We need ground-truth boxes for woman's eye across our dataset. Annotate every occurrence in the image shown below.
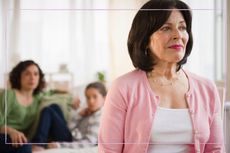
[23,72,30,76]
[179,26,187,31]
[161,26,170,31]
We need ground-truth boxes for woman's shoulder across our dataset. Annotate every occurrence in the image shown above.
[107,69,147,102]
[0,89,16,106]
[113,69,145,86]
[0,89,15,97]
[185,70,216,90]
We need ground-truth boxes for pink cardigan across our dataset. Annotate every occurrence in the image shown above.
[98,69,225,153]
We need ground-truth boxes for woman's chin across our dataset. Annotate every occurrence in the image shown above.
[173,55,184,63]
[23,86,37,91]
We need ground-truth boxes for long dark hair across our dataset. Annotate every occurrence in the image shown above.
[9,60,46,95]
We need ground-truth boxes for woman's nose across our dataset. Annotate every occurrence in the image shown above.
[30,74,36,80]
[88,99,94,105]
[172,29,182,39]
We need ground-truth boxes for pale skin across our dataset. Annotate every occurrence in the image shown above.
[47,87,105,149]
[0,64,39,147]
[147,9,189,109]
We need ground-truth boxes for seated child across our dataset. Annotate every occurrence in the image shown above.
[32,82,106,151]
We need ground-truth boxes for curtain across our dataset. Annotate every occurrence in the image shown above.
[0,0,9,88]
[6,0,110,86]
[1,0,225,88]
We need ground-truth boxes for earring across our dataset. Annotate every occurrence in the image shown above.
[145,49,148,56]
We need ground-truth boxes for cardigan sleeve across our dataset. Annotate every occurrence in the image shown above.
[98,79,127,153]
[204,83,226,153]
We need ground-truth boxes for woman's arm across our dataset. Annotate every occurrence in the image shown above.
[204,85,226,153]
[0,126,28,147]
[0,90,27,147]
[98,81,127,153]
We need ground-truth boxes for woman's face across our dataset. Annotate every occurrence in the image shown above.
[148,9,189,64]
[20,64,40,91]
[85,87,104,112]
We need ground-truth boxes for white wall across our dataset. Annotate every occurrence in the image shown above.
[226,0,230,101]
[107,0,137,81]
[0,0,7,88]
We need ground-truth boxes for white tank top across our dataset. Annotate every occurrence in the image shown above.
[147,106,193,153]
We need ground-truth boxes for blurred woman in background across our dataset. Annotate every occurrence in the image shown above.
[0,60,45,153]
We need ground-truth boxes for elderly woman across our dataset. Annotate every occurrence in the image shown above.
[98,0,225,153]
[0,60,45,153]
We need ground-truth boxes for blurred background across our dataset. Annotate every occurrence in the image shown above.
[0,0,229,149]
[0,0,230,152]
[0,0,227,87]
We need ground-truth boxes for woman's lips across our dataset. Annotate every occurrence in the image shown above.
[169,45,183,51]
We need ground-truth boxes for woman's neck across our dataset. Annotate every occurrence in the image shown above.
[150,64,179,80]
[17,89,33,97]
[15,89,34,106]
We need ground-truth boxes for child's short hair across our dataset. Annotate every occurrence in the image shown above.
[85,82,107,97]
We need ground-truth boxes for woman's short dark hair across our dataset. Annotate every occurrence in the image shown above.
[9,60,46,95]
[128,0,193,72]
[85,82,107,97]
